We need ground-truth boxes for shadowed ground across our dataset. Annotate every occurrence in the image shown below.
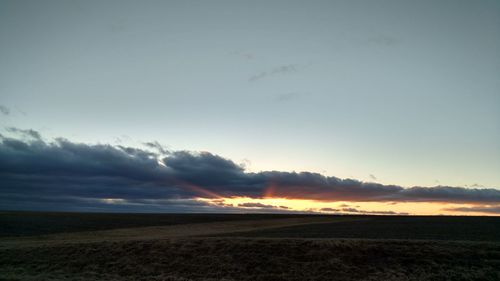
[0,212,314,237]
[1,213,499,280]
[0,216,350,249]
[1,238,499,281]
[217,216,500,242]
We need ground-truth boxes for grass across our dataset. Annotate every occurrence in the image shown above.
[217,216,500,242]
[1,238,499,281]
[0,211,312,237]
[1,212,499,280]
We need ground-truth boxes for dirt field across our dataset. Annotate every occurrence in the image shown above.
[0,212,314,237]
[1,212,499,281]
[1,238,499,281]
[0,215,349,248]
[218,216,500,242]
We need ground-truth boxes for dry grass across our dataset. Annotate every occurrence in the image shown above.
[0,212,317,237]
[0,216,353,249]
[1,238,499,281]
[219,216,500,242]
[1,214,499,280]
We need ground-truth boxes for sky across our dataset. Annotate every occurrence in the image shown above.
[1,0,499,215]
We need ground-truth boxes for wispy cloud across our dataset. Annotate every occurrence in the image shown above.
[6,127,41,140]
[231,51,255,60]
[443,205,500,215]
[320,207,407,215]
[275,92,301,102]
[249,64,299,82]
[143,141,169,155]
[339,207,407,215]
[238,202,289,210]
[0,105,10,115]
[320,207,340,212]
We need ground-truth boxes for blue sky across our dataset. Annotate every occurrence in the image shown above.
[1,0,499,193]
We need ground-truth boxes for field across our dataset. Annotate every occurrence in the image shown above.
[219,216,500,241]
[0,212,312,237]
[1,212,499,281]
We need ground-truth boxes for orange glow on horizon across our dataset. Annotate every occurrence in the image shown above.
[196,196,500,216]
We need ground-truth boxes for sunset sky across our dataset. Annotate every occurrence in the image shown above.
[1,0,499,215]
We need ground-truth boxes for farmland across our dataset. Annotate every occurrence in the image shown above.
[218,215,500,242]
[0,212,499,281]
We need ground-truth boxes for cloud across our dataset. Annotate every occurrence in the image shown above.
[275,92,301,102]
[231,51,255,60]
[319,207,407,215]
[264,175,500,204]
[249,64,299,82]
[320,207,340,212]
[6,127,41,140]
[1,128,499,212]
[443,205,500,215]
[143,141,169,155]
[339,207,407,215]
[238,202,289,210]
[369,174,377,181]
[0,105,10,115]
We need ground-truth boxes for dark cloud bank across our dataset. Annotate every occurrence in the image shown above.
[1,129,499,213]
